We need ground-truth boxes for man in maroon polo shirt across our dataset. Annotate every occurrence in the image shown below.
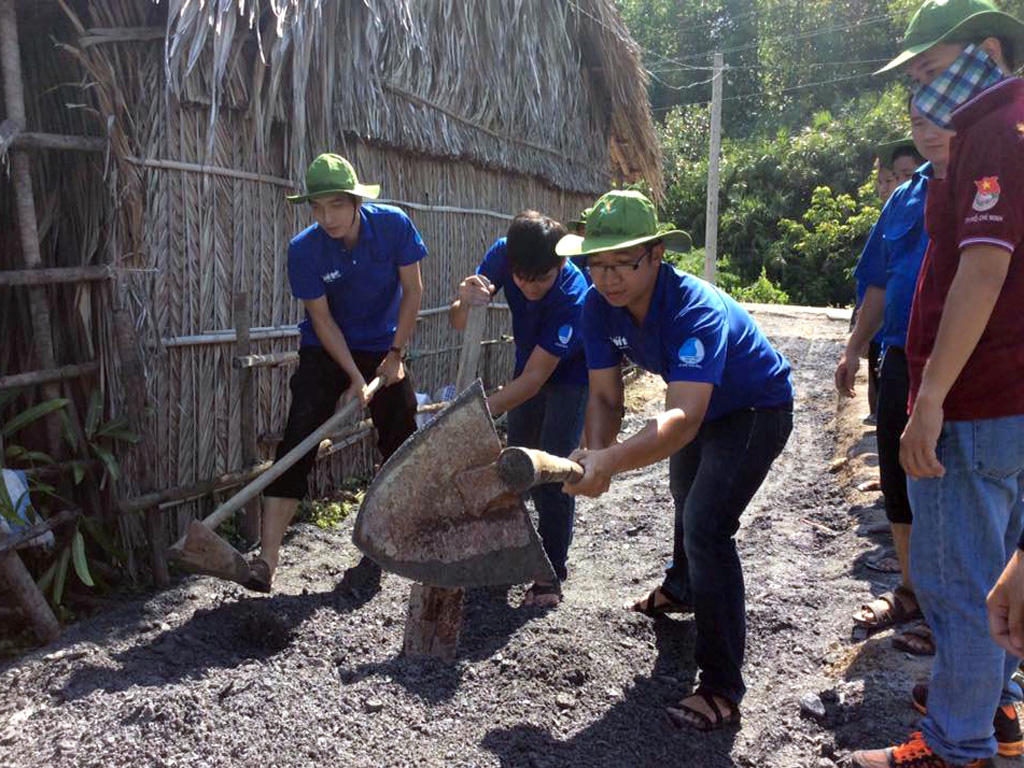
[851,1,1024,767]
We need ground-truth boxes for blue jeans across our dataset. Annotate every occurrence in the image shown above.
[662,406,793,704]
[909,415,1024,763]
[506,381,588,582]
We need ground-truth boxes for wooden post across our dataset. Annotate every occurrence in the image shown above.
[402,306,487,660]
[234,293,261,545]
[0,432,60,644]
[0,0,63,454]
[113,309,168,586]
[0,550,60,644]
[704,53,724,285]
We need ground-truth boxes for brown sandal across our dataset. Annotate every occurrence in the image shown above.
[852,585,921,630]
[893,621,935,656]
[631,586,691,617]
[666,688,741,732]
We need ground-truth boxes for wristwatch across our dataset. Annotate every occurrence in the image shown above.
[389,345,403,358]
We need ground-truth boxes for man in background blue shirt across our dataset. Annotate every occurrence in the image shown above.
[450,211,589,607]
[836,101,952,659]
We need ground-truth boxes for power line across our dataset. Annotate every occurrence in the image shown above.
[672,12,900,62]
[651,70,878,112]
[650,57,893,74]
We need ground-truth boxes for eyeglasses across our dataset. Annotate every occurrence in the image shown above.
[586,247,652,279]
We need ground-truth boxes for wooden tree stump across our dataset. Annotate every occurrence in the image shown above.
[402,583,464,659]
[401,304,487,659]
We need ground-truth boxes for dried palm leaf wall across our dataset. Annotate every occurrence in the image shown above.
[2,0,659,575]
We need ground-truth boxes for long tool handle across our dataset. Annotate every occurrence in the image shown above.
[497,446,584,493]
[171,376,386,548]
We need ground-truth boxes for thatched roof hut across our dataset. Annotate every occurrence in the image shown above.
[1,0,660,578]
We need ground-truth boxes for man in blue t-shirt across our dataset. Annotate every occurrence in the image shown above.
[450,211,589,607]
[558,190,794,733]
[249,154,427,593]
[836,100,951,659]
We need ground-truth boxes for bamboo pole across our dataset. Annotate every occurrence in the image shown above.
[0,362,100,390]
[11,132,106,152]
[234,293,261,545]
[119,461,275,515]
[0,0,63,454]
[160,305,511,348]
[0,509,78,554]
[0,265,111,286]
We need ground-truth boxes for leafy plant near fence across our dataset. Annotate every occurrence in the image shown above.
[1,390,137,610]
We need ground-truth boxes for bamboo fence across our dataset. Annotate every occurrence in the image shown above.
[0,0,660,580]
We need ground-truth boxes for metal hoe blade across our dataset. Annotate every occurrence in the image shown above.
[352,381,555,588]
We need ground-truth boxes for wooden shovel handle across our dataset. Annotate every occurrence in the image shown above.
[497,447,584,493]
[170,375,386,549]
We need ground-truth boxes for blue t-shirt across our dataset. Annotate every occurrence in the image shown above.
[287,203,428,351]
[853,163,931,350]
[477,238,589,386]
[854,223,885,347]
[582,263,794,422]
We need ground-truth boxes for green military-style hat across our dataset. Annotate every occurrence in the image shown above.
[286,153,381,203]
[555,190,692,258]
[876,137,918,168]
[877,0,1024,73]
[568,206,593,230]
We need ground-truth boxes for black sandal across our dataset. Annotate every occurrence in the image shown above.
[666,687,741,732]
[631,585,691,617]
[242,556,273,594]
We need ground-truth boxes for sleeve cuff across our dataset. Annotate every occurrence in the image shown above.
[960,237,1016,253]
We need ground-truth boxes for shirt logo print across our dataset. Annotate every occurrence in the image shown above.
[610,335,629,349]
[557,325,573,346]
[972,176,1001,212]
[322,270,343,283]
[678,338,705,366]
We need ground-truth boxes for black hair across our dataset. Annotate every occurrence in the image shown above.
[892,145,924,166]
[506,210,567,280]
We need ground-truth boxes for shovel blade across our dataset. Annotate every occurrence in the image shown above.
[353,381,556,588]
[169,520,252,585]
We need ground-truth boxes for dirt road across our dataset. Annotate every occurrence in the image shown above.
[1,308,1016,768]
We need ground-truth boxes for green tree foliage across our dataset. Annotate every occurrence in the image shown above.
[657,85,906,305]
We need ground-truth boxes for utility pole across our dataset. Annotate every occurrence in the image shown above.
[704,53,724,285]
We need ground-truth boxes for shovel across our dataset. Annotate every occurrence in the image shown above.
[167,376,386,584]
[352,380,583,588]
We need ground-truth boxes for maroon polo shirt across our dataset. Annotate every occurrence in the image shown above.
[906,77,1024,420]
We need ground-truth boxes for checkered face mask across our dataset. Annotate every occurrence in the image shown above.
[912,43,1004,129]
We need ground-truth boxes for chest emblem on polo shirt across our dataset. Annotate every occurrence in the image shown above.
[678,338,705,366]
[610,335,629,349]
[322,270,343,283]
[972,176,1001,212]
[557,325,573,346]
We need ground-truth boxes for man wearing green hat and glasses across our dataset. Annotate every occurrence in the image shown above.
[558,190,794,732]
[851,1,1024,766]
[247,154,426,593]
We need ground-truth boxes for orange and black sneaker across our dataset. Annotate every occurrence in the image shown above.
[849,731,993,767]
[911,684,1024,757]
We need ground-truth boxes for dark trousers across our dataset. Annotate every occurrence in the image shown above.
[506,381,588,582]
[867,340,881,416]
[661,406,793,704]
[263,347,417,500]
[877,347,912,524]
